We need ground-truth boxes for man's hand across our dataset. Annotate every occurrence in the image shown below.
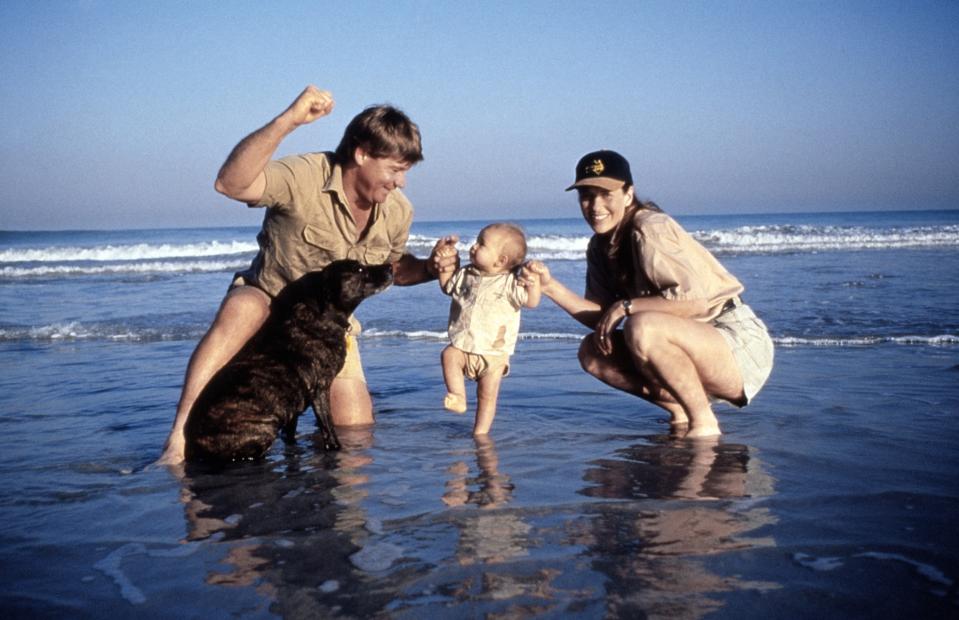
[281,85,335,127]
[428,235,460,278]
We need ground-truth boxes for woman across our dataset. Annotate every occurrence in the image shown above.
[525,150,773,437]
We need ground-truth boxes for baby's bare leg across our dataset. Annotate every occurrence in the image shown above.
[473,368,505,435]
[441,345,468,413]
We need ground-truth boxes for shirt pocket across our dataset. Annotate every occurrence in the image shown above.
[302,224,344,264]
[362,233,393,265]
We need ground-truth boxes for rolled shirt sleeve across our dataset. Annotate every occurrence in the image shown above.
[632,211,744,320]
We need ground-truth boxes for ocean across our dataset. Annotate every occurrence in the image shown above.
[1,209,957,618]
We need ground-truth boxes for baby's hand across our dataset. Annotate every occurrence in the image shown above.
[436,244,458,259]
[522,260,551,286]
[429,235,460,276]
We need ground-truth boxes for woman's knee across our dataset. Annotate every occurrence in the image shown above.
[577,336,602,376]
[623,312,666,359]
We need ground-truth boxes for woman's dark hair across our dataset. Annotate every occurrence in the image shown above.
[607,186,663,292]
[334,104,423,165]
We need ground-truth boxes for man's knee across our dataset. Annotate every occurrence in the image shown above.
[217,287,271,329]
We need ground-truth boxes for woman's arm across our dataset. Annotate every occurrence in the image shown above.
[593,294,707,355]
[523,261,603,328]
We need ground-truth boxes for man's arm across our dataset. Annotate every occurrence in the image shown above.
[214,85,335,204]
[392,235,460,286]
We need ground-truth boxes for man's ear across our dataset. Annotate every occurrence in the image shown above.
[353,146,368,167]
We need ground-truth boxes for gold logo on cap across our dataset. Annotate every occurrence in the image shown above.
[586,159,605,176]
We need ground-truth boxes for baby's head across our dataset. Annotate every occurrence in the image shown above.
[471,223,527,274]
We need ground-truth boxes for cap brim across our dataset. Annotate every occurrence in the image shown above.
[565,177,626,192]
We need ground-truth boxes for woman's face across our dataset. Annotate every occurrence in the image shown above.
[576,185,634,235]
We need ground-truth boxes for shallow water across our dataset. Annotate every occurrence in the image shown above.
[1,338,957,618]
[1,211,958,617]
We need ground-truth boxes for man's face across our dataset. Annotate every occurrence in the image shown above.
[354,153,412,207]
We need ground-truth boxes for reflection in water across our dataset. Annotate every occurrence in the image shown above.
[180,427,392,618]
[177,430,778,618]
[443,436,530,566]
[577,435,779,618]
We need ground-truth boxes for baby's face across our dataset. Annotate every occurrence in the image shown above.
[470,229,508,273]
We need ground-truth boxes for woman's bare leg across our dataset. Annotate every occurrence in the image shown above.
[577,335,689,426]
[624,311,745,437]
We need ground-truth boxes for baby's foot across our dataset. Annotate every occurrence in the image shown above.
[444,392,467,413]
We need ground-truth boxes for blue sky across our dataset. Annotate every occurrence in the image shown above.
[1,1,957,230]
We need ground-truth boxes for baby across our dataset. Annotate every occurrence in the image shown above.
[438,223,541,435]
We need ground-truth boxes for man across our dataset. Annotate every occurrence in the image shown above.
[159,85,458,464]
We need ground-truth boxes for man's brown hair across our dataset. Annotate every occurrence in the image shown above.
[335,105,423,165]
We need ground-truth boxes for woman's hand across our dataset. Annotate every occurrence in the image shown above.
[594,303,627,356]
[521,260,552,289]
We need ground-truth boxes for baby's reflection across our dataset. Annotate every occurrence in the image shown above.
[443,435,515,509]
[443,436,530,567]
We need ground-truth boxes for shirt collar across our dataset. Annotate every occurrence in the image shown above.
[322,156,347,203]
[322,156,383,220]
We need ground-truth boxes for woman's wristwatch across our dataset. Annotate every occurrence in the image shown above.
[622,299,632,316]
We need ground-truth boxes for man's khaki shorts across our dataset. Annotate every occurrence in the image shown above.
[337,315,366,382]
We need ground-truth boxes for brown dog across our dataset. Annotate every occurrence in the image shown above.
[185,260,393,462]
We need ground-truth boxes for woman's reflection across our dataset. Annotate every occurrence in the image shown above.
[577,435,778,617]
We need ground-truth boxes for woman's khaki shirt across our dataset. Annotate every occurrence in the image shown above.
[585,210,743,322]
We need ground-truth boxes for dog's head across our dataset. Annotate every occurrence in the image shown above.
[316,259,394,314]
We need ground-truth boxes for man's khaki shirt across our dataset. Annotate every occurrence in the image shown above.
[236,152,413,297]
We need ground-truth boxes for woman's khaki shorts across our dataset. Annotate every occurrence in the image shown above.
[713,303,774,405]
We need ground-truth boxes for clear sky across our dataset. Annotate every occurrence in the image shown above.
[1,1,957,230]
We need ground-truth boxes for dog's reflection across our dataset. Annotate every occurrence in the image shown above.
[179,427,391,617]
